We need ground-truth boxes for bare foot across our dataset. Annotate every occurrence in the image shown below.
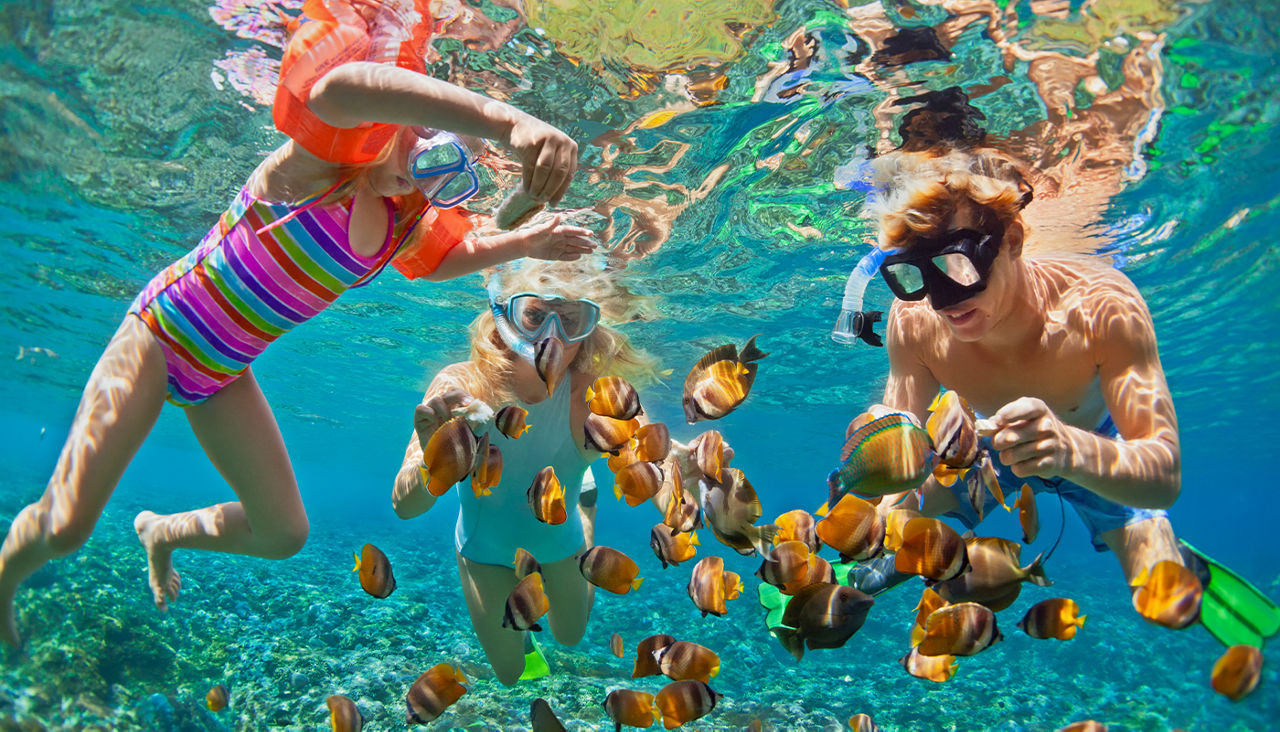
[134,511,181,611]
[0,583,20,649]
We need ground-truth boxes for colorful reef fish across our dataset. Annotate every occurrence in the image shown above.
[828,411,935,506]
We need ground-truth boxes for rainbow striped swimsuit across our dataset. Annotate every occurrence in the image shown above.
[128,186,396,406]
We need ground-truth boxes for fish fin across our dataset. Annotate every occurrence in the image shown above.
[1026,553,1053,587]
[753,525,780,560]
[585,386,595,402]
[1130,565,1151,588]
[815,501,829,517]
[529,623,542,632]
[613,484,623,501]
[632,577,644,591]
[690,532,700,546]
[1077,614,1087,628]
[739,334,769,362]
[928,391,943,412]
[352,552,361,572]
[772,627,805,662]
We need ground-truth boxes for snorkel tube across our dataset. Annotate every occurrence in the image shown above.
[831,247,887,346]
[487,274,538,364]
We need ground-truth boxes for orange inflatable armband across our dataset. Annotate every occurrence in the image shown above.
[393,206,475,279]
[274,0,434,163]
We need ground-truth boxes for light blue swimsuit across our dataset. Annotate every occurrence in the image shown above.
[943,413,1168,551]
[455,378,595,566]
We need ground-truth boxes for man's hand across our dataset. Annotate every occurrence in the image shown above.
[414,387,474,452]
[990,397,1075,479]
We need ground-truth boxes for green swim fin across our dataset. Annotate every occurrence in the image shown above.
[519,633,551,681]
[1180,540,1280,648]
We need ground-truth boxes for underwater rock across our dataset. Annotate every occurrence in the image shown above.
[137,692,175,729]
[290,671,310,690]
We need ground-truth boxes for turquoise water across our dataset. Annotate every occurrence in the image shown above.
[2,0,1279,729]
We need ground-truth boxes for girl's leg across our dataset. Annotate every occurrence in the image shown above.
[133,366,309,610]
[0,317,169,646]
[541,546,594,647]
[455,552,525,685]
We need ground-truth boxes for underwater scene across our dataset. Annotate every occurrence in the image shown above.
[2,0,1279,729]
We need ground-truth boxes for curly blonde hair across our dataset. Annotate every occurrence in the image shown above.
[461,258,661,404]
[864,147,1035,251]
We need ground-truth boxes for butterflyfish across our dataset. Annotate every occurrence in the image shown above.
[682,336,768,423]
[615,461,664,506]
[587,376,643,420]
[933,535,1050,611]
[609,632,626,658]
[917,602,1003,657]
[911,587,949,646]
[655,680,722,729]
[650,525,698,568]
[632,422,671,463]
[700,470,778,558]
[494,405,531,439]
[884,507,923,553]
[514,548,542,580]
[326,694,363,732]
[828,412,935,505]
[469,433,502,497]
[531,697,567,732]
[423,417,478,496]
[654,640,720,684]
[632,634,676,677]
[608,442,640,474]
[1055,722,1107,732]
[662,482,702,536]
[603,689,661,730]
[528,466,567,525]
[578,545,643,594]
[775,509,821,553]
[972,452,1007,510]
[1015,484,1039,543]
[848,713,883,732]
[352,543,397,599]
[205,684,229,712]
[502,571,550,632]
[899,646,957,683]
[773,582,875,662]
[405,663,467,725]
[693,430,726,481]
[894,518,970,582]
[1017,598,1085,640]
[687,556,741,617]
[755,540,818,594]
[1210,644,1263,701]
[534,336,568,397]
[815,494,885,563]
[1130,560,1203,630]
[585,413,640,455]
[926,390,979,469]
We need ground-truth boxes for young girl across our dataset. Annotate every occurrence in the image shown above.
[0,0,596,647]
[391,258,658,685]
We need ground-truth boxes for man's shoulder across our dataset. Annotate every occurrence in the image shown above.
[1032,255,1147,307]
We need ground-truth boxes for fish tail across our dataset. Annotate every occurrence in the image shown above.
[739,334,769,362]
[772,627,804,662]
[1026,553,1053,587]
[351,552,360,572]
[815,501,830,517]
[753,524,780,560]
[585,386,595,402]
[632,577,644,591]
[613,484,623,501]
[1077,614,1087,628]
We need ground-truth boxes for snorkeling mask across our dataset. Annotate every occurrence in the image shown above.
[406,128,480,208]
[878,227,1000,311]
[487,276,601,363]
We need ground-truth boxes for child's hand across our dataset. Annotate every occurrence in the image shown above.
[523,214,597,261]
[414,387,475,451]
[507,116,578,204]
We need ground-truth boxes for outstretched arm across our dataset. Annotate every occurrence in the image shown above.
[392,364,477,519]
[990,286,1180,508]
[309,63,577,203]
[422,215,598,281]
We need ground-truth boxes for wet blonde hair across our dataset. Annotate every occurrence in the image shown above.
[864,147,1035,251]
[463,258,661,405]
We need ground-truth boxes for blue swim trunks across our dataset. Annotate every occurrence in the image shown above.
[942,415,1168,552]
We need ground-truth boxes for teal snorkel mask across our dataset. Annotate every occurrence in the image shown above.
[487,274,602,363]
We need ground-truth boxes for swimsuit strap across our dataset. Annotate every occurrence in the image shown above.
[254,177,349,236]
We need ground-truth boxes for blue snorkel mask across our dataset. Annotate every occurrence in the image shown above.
[406,128,480,208]
[487,274,602,363]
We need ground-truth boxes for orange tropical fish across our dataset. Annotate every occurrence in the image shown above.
[687,556,741,617]
[614,461,664,506]
[884,507,923,553]
[527,467,567,525]
[650,525,698,568]
[662,480,701,536]
[405,663,467,725]
[534,336,568,397]
[933,535,1050,611]
[848,713,882,732]
[578,546,643,594]
[633,422,671,462]
[828,412,935,504]
[1210,644,1263,701]
[603,689,661,730]
[205,684,229,711]
[894,518,970,582]
[352,544,396,599]
[1015,484,1039,543]
[469,433,502,497]
[1018,598,1086,640]
[584,413,640,455]
[609,632,626,658]
[494,405,531,439]
[918,602,1003,657]
[700,469,778,557]
[608,442,640,474]
[815,494,885,562]
[926,390,979,469]
[423,417,478,496]
[655,680,722,729]
[911,587,949,646]
[774,509,821,553]
[632,634,676,677]
[513,548,541,580]
[1130,560,1203,630]
[682,336,768,423]
[587,376,642,420]
[503,571,550,632]
[654,640,720,683]
[326,694,363,732]
[1055,722,1108,732]
[899,646,957,682]
[755,540,817,594]
[693,430,726,481]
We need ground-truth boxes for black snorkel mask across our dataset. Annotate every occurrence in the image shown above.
[878,226,1001,311]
